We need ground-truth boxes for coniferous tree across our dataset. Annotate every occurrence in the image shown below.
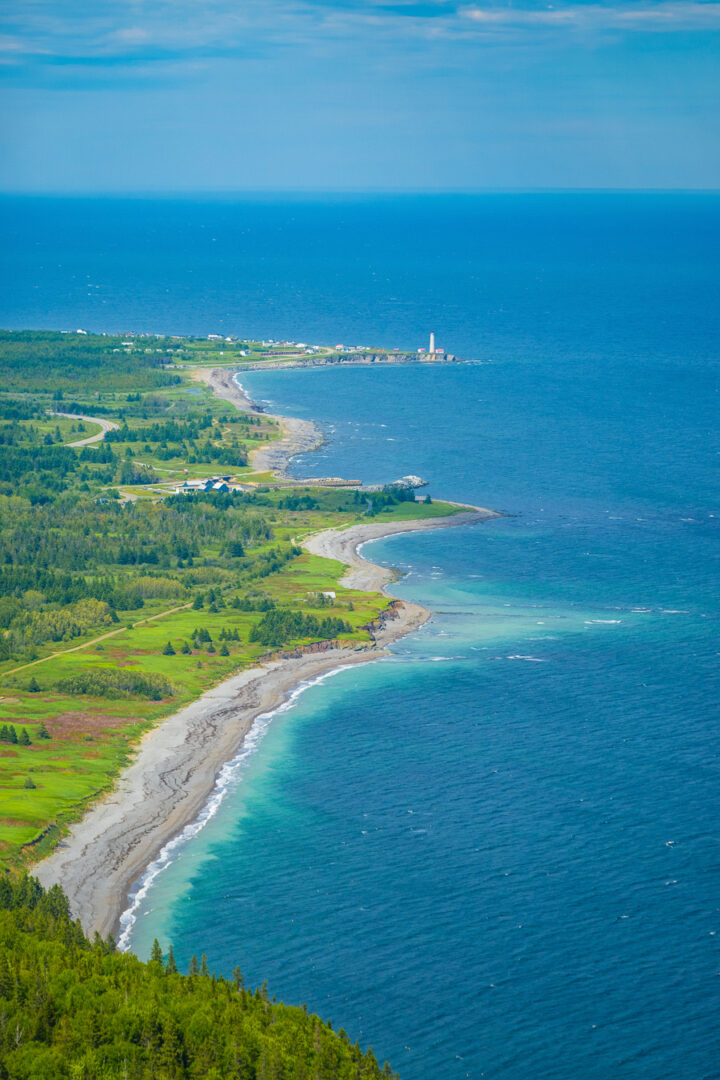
[166,945,178,975]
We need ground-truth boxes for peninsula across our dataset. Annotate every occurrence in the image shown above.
[0,327,498,1076]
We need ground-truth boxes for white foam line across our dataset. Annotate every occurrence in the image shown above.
[116,663,359,952]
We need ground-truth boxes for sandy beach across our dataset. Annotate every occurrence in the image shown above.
[33,514,488,940]
[35,366,498,941]
[195,366,325,478]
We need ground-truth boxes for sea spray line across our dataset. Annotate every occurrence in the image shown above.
[117,663,365,953]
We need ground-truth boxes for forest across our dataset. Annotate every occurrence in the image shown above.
[0,329,456,1077]
[0,330,456,867]
[0,875,396,1079]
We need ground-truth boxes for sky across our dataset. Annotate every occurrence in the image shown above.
[1,0,719,192]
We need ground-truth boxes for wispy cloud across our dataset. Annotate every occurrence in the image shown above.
[2,0,719,87]
[461,2,720,32]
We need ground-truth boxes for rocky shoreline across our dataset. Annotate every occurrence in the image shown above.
[36,363,498,942]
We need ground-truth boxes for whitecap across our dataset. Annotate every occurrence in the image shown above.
[116,663,360,951]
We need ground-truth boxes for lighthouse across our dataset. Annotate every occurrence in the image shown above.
[429,332,435,355]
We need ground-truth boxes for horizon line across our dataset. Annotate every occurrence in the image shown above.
[1,187,720,200]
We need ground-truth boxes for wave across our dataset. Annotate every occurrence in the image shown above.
[116,663,361,952]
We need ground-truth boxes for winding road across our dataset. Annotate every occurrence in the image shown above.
[52,411,119,447]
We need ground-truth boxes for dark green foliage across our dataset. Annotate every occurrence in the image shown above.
[232,594,275,613]
[37,722,51,740]
[162,641,176,656]
[18,728,31,747]
[249,609,352,648]
[0,330,181,394]
[23,776,36,789]
[0,875,395,1078]
[53,669,172,700]
[0,494,276,665]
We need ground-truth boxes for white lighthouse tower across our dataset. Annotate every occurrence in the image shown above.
[429,331,435,355]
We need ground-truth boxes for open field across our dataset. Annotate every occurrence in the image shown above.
[0,328,485,876]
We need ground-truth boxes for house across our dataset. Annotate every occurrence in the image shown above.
[180,479,214,492]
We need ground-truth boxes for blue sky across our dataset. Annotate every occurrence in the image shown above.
[1,0,719,191]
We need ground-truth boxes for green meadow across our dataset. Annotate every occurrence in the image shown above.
[0,329,458,869]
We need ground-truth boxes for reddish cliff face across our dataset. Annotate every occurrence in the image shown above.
[361,600,403,642]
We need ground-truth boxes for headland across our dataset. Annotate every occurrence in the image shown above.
[2,331,498,940]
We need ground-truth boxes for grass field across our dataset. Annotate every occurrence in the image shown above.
[0,498,457,867]
[0,332,462,870]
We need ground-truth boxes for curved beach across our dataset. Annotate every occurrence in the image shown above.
[35,367,499,940]
[195,366,325,478]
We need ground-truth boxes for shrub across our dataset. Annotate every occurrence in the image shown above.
[53,668,173,700]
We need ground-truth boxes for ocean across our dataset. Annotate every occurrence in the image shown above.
[2,194,719,1079]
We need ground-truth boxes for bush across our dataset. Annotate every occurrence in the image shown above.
[53,668,173,700]
[249,609,352,647]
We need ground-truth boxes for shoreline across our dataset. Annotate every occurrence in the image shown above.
[35,367,499,941]
[195,366,325,479]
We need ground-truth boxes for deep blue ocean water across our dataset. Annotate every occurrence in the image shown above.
[2,195,719,1079]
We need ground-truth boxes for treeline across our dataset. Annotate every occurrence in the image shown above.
[107,419,249,467]
[0,569,184,614]
[6,598,116,652]
[0,399,41,421]
[51,668,173,700]
[0,497,273,576]
[249,609,351,647]
[106,417,215,444]
[0,875,396,1079]
[0,493,282,662]
[0,331,182,394]
[0,445,79,487]
[0,422,64,448]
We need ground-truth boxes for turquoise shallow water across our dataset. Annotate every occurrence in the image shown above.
[3,194,719,1078]
[128,355,719,1080]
